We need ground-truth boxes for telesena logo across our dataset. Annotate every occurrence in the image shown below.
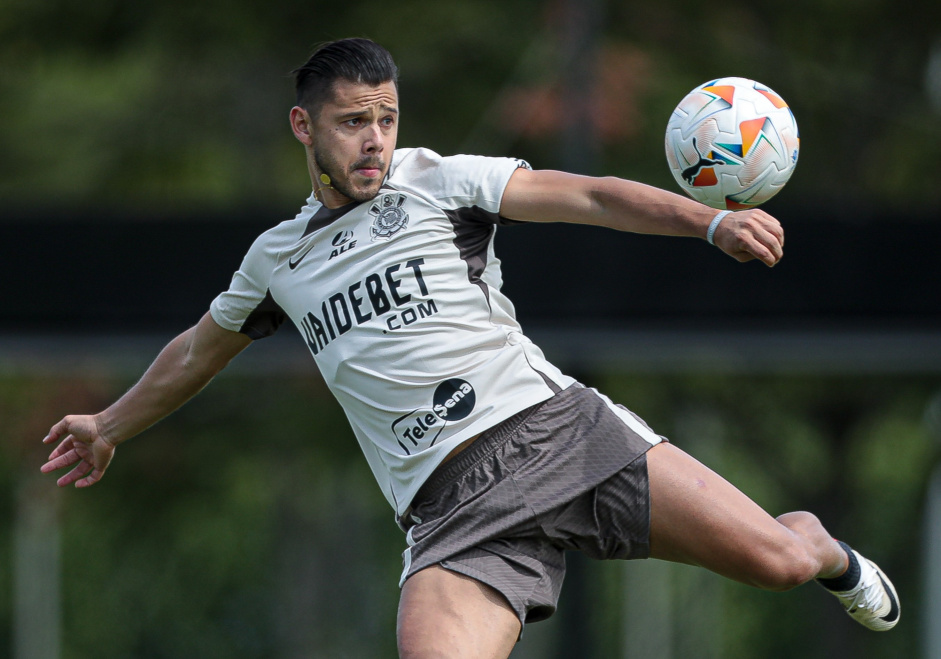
[391,379,476,454]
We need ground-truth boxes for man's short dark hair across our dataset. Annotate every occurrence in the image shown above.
[293,38,399,116]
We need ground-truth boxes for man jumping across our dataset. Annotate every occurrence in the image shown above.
[42,38,899,658]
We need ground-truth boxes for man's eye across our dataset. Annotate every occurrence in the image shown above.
[346,118,361,127]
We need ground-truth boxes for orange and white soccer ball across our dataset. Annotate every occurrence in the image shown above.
[665,77,799,210]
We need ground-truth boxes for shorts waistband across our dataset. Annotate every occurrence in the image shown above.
[413,400,544,504]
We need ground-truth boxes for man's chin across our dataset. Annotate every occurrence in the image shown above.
[346,182,384,203]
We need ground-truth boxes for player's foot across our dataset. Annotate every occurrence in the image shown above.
[819,543,899,631]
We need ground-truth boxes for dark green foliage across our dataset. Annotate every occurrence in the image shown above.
[1,0,939,210]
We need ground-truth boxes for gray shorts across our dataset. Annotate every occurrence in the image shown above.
[399,383,664,626]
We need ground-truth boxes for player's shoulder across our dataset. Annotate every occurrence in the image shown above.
[388,146,444,177]
[390,147,530,177]
[388,147,530,208]
[247,195,320,258]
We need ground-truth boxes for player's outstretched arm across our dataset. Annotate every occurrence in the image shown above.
[41,312,252,487]
[500,168,784,267]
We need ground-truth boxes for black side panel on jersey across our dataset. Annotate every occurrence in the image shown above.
[444,206,500,303]
[444,205,500,281]
[240,289,287,340]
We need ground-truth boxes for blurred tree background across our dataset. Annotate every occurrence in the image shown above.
[2,0,940,657]
[2,0,939,210]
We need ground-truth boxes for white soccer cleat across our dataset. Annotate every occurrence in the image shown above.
[827,550,900,631]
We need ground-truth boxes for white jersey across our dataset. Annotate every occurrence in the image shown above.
[210,147,575,515]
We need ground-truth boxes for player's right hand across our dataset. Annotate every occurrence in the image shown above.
[41,415,115,488]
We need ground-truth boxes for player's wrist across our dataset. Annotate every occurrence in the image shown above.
[706,210,732,245]
[93,412,122,447]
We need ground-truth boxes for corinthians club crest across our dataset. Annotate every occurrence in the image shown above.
[369,192,409,241]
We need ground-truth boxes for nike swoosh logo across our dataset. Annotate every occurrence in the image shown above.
[877,573,900,623]
[288,241,317,270]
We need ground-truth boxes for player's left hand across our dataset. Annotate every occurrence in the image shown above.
[712,209,784,267]
[40,414,116,488]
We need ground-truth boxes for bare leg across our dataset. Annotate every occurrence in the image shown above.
[646,442,848,590]
[398,566,521,659]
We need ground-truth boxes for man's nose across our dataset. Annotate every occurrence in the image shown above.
[363,123,383,152]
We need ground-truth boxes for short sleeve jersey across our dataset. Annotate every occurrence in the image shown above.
[210,147,575,515]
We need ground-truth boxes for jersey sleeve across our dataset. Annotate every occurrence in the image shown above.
[392,148,531,221]
[209,228,288,340]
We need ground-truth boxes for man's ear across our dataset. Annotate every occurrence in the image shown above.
[290,106,314,146]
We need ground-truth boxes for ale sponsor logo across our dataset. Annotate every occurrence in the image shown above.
[328,230,357,261]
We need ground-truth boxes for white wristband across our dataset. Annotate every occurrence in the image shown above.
[706,210,732,245]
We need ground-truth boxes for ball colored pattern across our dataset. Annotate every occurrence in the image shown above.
[665,77,799,210]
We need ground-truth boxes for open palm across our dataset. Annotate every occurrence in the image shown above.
[41,415,116,487]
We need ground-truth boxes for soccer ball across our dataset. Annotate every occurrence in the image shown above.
[664,77,799,210]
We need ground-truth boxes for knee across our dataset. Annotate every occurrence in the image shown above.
[757,511,836,591]
[397,606,451,659]
[396,567,520,659]
[397,620,450,659]
[397,635,447,659]
[397,612,519,659]
[754,540,821,591]
[750,513,830,591]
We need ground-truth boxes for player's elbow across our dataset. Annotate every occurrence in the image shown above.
[178,332,227,384]
[180,353,221,382]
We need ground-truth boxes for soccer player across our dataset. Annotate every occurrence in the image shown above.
[41,38,899,658]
